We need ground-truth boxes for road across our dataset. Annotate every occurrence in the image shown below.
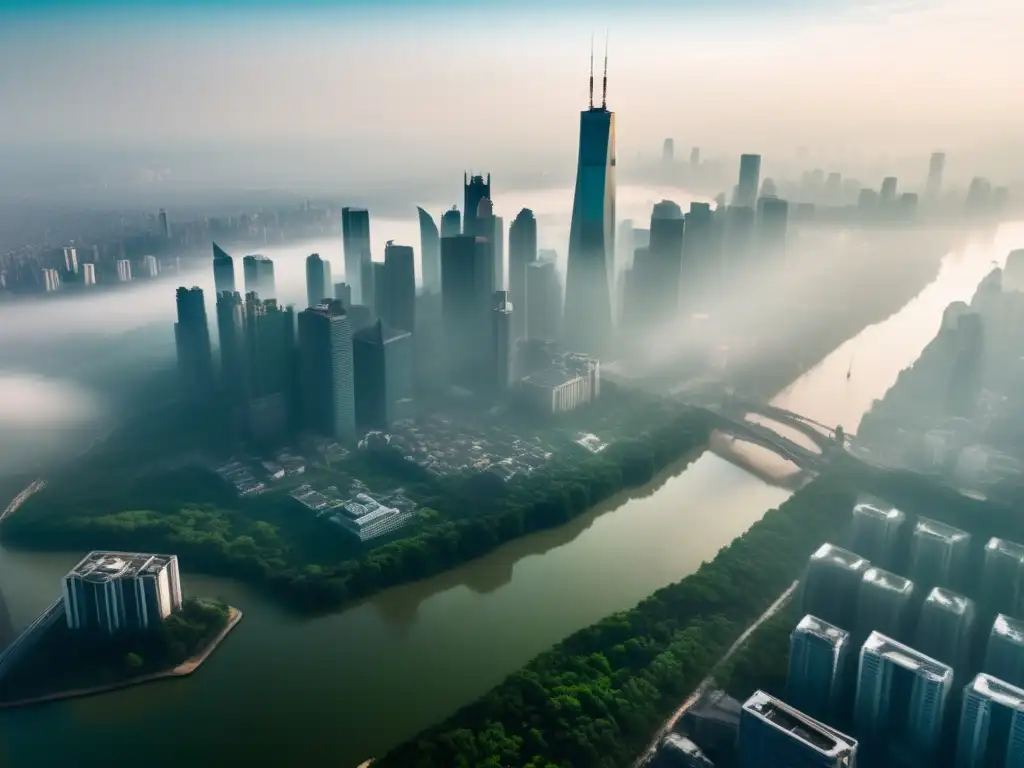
[632,580,799,768]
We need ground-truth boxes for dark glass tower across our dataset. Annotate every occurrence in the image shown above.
[297,300,356,442]
[509,208,538,339]
[563,51,615,355]
[756,197,789,261]
[440,206,461,238]
[305,253,333,308]
[212,242,235,295]
[648,200,685,321]
[463,173,491,238]
[441,234,491,387]
[215,290,248,399]
[383,241,416,334]
[353,320,414,430]
[342,207,371,304]
[417,207,441,295]
[525,259,561,341]
[735,154,762,209]
[174,286,215,397]
[242,254,276,299]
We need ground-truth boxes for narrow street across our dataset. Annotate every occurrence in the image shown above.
[632,580,799,767]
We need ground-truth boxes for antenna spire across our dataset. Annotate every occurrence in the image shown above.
[602,31,609,109]
[588,34,594,109]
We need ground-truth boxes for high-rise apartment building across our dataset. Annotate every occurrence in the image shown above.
[802,543,871,632]
[212,242,235,294]
[216,291,248,399]
[82,263,96,286]
[243,254,276,299]
[850,502,905,569]
[342,207,371,303]
[116,259,132,282]
[352,320,414,431]
[158,208,171,239]
[738,690,858,768]
[492,290,514,392]
[383,241,416,334]
[41,268,61,292]
[525,259,561,341]
[735,154,762,209]
[855,567,914,643]
[787,614,851,722]
[62,246,78,274]
[441,234,492,388]
[909,517,971,592]
[508,208,538,339]
[982,537,1024,618]
[985,615,1024,690]
[174,286,215,397]
[854,631,953,763]
[298,300,355,442]
[956,673,1024,768]
[305,253,333,308]
[647,200,685,321]
[62,551,183,634]
[417,207,441,295]
[563,52,615,356]
[333,282,353,310]
[142,254,159,278]
[915,587,976,673]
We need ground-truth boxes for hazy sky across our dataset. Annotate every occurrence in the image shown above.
[1,0,1021,187]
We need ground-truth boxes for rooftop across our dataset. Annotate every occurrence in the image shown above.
[967,673,1024,709]
[522,368,581,389]
[853,501,905,523]
[863,631,953,682]
[986,537,1024,563]
[925,587,974,615]
[794,614,849,648]
[67,551,176,583]
[992,614,1024,645]
[743,691,856,756]
[914,516,971,544]
[863,567,915,595]
[810,542,870,571]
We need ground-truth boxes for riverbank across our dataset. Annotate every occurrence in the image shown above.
[0,606,242,711]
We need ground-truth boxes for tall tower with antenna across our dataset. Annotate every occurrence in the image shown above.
[563,34,617,356]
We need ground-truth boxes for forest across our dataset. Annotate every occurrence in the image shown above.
[0,392,711,612]
[374,474,859,768]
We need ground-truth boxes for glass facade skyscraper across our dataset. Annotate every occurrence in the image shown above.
[956,673,1024,768]
[787,614,850,722]
[738,690,857,768]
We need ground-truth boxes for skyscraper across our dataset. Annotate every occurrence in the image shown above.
[475,198,504,291]
[305,253,333,308]
[915,587,976,673]
[62,246,78,274]
[334,282,353,310]
[244,294,295,400]
[142,254,159,278]
[855,567,914,642]
[342,207,371,303]
[212,242,235,294]
[662,138,674,165]
[850,502,905,570]
[82,263,96,286]
[802,543,871,632]
[463,173,491,238]
[352,320,414,430]
[984,615,1024,690]
[909,517,971,592]
[215,291,248,399]
[383,241,416,334]
[417,207,442,295]
[854,631,953,764]
[525,259,561,341]
[492,290,514,392]
[298,300,355,442]
[242,254,276,299]
[735,154,762,209]
[880,176,899,206]
[682,202,717,310]
[563,46,615,355]
[738,690,858,768]
[441,234,491,387]
[158,208,171,239]
[956,673,1024,768]
[982,537,1024,618]
[440,206,461,238]
[787,614,851,722]
[116,259,132,282]
[647,200,685,321]
[926,152,946,201]
[508,208,538,339]
[757,196,789,261]
[174,286,215,397]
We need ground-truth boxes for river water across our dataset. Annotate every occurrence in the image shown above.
[1,222,1021,767]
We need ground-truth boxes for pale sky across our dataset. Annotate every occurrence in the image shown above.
[0,0,1021,185]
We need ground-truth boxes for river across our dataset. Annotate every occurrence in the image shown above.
[0,222,1021,767]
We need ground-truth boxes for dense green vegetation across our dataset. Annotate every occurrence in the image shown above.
[375,474,858,768]
[713,602,798,703]
[0,597,231,702]
[1,387,711,612]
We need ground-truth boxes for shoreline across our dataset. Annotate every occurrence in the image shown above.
[0,606,242,711]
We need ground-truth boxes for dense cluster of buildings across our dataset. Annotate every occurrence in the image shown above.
[735,500,1024,767]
